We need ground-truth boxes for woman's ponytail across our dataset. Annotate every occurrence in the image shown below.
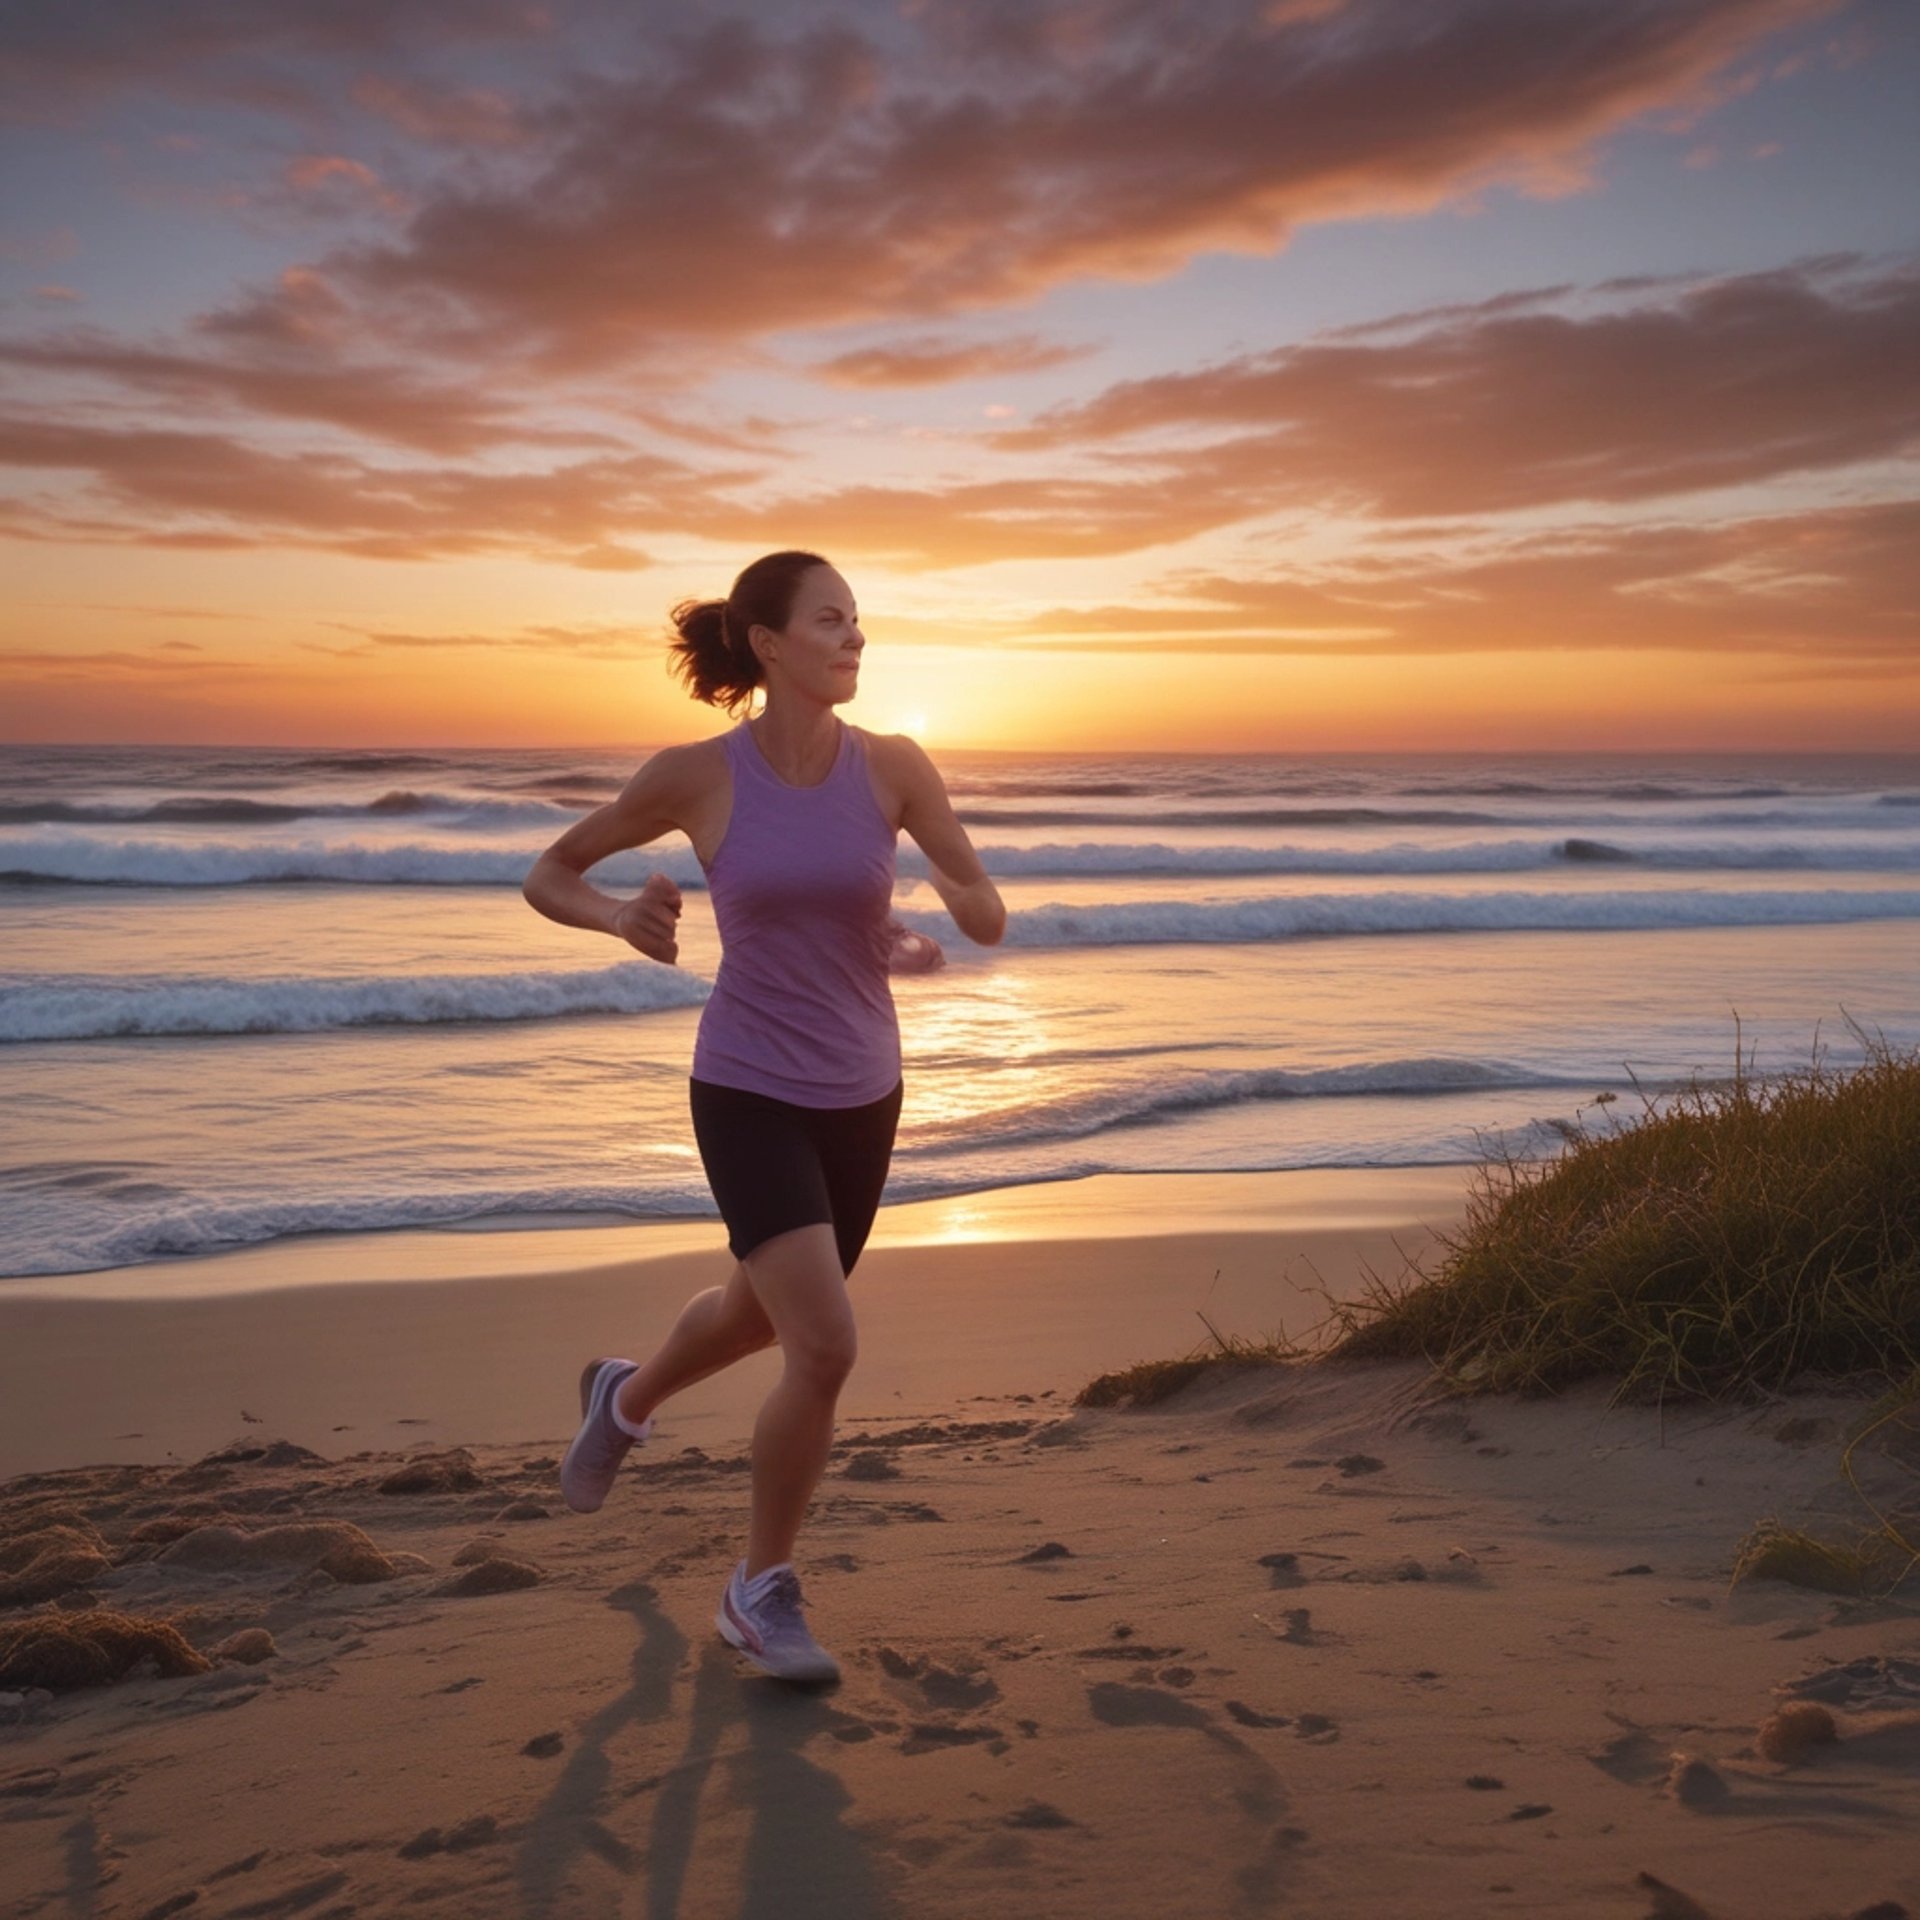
[667,597,757,714]
[666,549,829,715]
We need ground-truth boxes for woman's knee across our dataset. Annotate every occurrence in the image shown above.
[783,1326,857,1390]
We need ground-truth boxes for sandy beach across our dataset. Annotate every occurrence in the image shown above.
[3,1166,1917,1919]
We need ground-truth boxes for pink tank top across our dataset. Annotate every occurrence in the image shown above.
[690,716,902,1107]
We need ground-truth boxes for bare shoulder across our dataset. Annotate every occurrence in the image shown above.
[858,727,948,832]
[620,735,728,805]
[859,727,937,784]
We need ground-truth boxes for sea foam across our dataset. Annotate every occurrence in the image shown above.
[0,963,710,1042]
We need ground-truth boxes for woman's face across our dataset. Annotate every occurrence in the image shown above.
[756,564,864,706]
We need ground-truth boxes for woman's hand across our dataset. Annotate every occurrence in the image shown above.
[886,917,946,975]
[611,873,683,964]
[522,742,708,943]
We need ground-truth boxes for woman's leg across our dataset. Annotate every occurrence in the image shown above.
[615,1259,777,1427]
[733,1221,857,1579]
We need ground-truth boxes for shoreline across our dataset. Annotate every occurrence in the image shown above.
[0,1166,1475,1482]
[0,1162,1480,1300]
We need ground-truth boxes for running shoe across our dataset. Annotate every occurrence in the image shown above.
[715,1561,841,1684]
[559,1357,650,1514]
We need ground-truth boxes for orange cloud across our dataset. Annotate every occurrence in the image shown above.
[286,155,380,193]
[350,73,525,147]
[0,417,714,565]
[810,333,1093,388]
[308,0,1843,367]
[0,3,549,123]
[333,621,659,658]
[0,644,272,680]
[0,330,599,456]
[282,155,407,217]
[7,253,1916,604]
[1004,497,1920,664]
[995,256,1920,515]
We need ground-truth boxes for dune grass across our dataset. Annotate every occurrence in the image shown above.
[1076,1015,1920,1596]
[1321,1014,1920,1405]
[1074,1313,1308,1409]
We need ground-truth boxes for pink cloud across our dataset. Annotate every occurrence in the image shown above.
[994,256,1920,517]
[0,327,607,457]
[0,415,730,566]
[0,3,551,123]
[350,72,526,146]
[293,0,1844,369]
[284,155,406,215]
[809,333,1093,389]
[1002,497,1920,664]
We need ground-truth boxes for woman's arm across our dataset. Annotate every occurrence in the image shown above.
[893,738,1006,946]
[522,746,692,964]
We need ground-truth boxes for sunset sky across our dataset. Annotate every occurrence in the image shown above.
[2,0,1916,751]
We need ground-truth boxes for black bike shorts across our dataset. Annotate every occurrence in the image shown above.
[688,1075,903,1277]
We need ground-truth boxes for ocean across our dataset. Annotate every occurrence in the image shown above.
[2,741,1916,1280]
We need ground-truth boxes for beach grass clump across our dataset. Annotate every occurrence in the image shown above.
[1729,1368,1920,1599]
[0,1605,211,1692]
[1075,1316,1305,1409]
[1323,1018,1920,1405]
[1727,1519,1899,1595]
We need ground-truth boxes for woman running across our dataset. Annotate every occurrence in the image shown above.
[522,550,1005,1685]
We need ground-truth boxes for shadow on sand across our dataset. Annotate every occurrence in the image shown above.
[514,1575,897,1920]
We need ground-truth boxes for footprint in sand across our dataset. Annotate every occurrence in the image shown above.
[1225,1701,1292,1730]
[1258,1551,1310,1588]
[1264,1607,1315,1645]
[1004,1801,1076,1829]
[1591,1724,1671,1786]
[1783,1655,1920,1710]
[1093,1681,1329,1747]
[1014,1540,1072,1564]
[876,1645,1000,1712]
[399,1814,499,1857]
[898,1721,1003,1756]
